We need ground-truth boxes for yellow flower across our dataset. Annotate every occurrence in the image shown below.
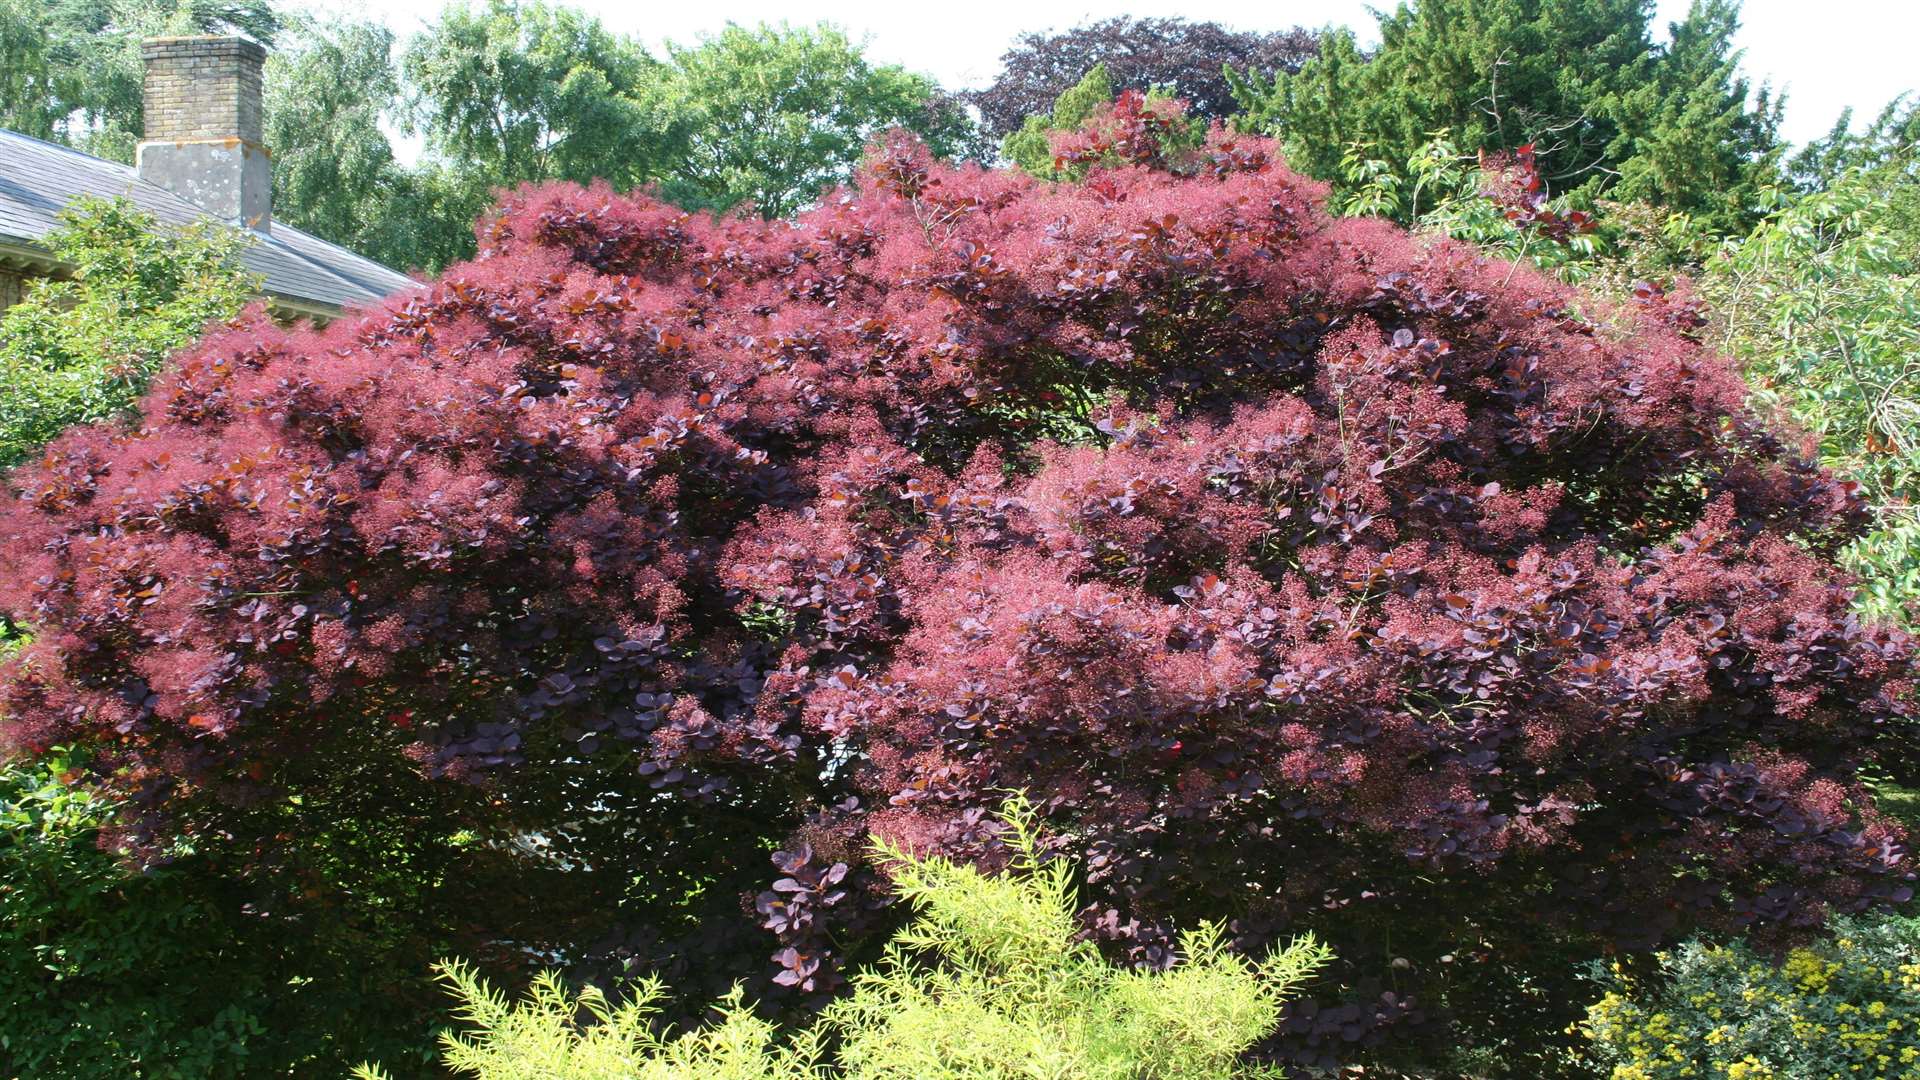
[1727,1058,1776,1080]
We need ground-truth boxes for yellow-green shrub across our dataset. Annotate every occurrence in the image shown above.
[355,796,1332,1079]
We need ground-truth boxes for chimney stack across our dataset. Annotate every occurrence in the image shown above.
[137,36,271,233]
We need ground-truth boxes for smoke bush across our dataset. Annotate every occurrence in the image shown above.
[1,104,1912,1068]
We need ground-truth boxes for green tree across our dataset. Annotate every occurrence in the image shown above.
[1000,62,1112,178]
[1786,94,1920,272]
[1231,0,1650,191]
[264,16,409,260]
[368,163,503,274]
[645,23,979,218]
[1792,95,1920,190]
[0,0,61,140]
[0,196,255,467]
[390,0,680,268]
[1229,0,1781,234]
[265,12,528,274]
[1224,27,1370,183]
[1606,0,1783,235]
[7,0,279,161]
[1700,174,1920,622]
[401,0,661,191]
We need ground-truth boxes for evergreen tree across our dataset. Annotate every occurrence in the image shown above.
[1224,28,1371,183]
[999,62,1112,178]
[1229,0,1780,233]
[1606,0,1782,234]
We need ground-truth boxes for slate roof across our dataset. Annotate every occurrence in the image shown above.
[0,128,416,314]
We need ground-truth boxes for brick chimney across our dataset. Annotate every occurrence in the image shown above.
[136,36,271,233]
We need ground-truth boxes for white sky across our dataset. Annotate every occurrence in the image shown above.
[310,0,1917,150]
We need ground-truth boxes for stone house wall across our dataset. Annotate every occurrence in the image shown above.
[0,269,25,312]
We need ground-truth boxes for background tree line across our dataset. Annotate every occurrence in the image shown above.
[0,0,1826,274]
[0,0,986,271]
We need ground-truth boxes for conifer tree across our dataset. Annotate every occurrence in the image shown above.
[1606,0,1783,234]
[1230,0,1781,233]
[999,63,1112,177]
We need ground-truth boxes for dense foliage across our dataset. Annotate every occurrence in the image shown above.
[0,752,446,1077]
[1582,913,1920,1078]
[1330,133,1605,272]
[2,100,1916,1072]
[1698,175,1920,623]
[639,23,981,219]
[0,196,254,468]
[354,798,1331,1080]
[971,16,1317,137]
[0,751,261,1079]
[1228,0,1782,236]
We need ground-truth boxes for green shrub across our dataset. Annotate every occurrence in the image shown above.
[356,797,1332,1080]
[825,800,1331,1079]
[0,753,270,1077]
[0,752,445,1077]
[0,195,255,468]
[1581,914,1920,1079]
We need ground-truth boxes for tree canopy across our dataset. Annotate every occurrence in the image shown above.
[1229,0,1781,235]
[401,0,661,191]
[972,16,1317,137]
[644,23,978,218]
[0,0,280,160]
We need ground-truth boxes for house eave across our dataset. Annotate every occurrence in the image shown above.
[0,237,57,273]
[260,291,347,322]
